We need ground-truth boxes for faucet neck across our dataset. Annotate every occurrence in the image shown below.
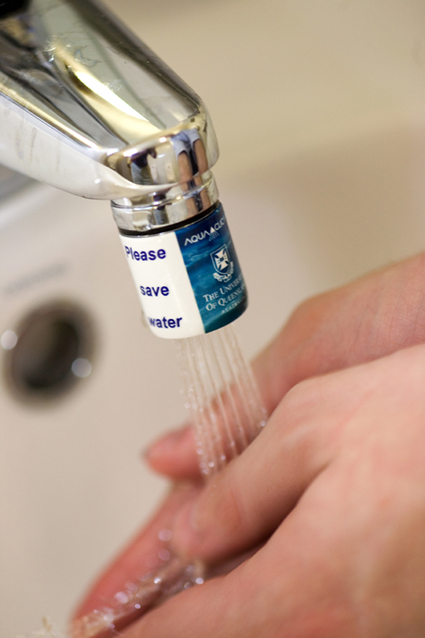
[111,172,219,233]
[0,0,219,201]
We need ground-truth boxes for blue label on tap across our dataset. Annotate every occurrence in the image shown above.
[175,203,247,333]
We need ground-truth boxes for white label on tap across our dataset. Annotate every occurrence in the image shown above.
[119,204,248,339]
[120,231,204,339]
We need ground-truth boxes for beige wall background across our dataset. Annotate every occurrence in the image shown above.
[2,1,425,635]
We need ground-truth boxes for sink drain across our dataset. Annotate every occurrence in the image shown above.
[2,302,95,402]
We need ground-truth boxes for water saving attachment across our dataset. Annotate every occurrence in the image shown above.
[0,0,247,337]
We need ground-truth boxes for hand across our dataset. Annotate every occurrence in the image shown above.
[73,253,425,631]
[122,345,425,637]
[147,253,425,479]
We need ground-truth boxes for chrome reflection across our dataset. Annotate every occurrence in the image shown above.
[0,0,219,214]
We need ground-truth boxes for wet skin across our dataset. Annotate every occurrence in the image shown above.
[74,253,425,637]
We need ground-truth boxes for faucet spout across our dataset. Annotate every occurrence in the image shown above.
[0,0,248,340]
[0,0,219,205]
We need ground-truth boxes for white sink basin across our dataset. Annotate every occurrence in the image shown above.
[2,1,425,635]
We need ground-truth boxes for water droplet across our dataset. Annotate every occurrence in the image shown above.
[158,548,171,561]
[158,528,172,542]
[1,329,18,350]
[71,357,92,378]
[114,591,129,605]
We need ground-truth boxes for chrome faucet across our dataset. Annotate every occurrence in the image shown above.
[0,0,249,340]
[0,0,219,229]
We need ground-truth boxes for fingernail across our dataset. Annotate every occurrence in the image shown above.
[144,427,189,460]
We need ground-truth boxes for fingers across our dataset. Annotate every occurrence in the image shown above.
[145,426,200,480]
[119,559,278,638]
[120,567,250,638]
[169,369,359,563]
[120,506,357,638]
[146,253,425,480]
[119,548,277,638]
[170,345,425,565]
[118,345,425,638]
[253,253,425,409]
[85,369,349,634]
[72,484,199,621]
